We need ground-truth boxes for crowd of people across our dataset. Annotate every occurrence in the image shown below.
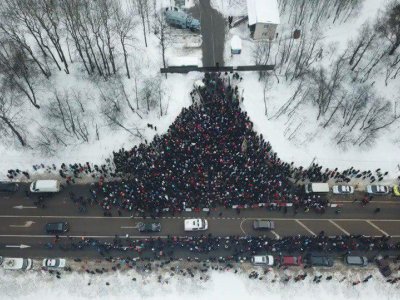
[108,73,299,212]
[3,72,393,214]
[50,233,399,260]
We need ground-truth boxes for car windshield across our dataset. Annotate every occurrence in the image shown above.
[22,259,29,269]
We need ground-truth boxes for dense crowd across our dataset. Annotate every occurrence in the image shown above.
[3,73,393,213]
[52,233,399,260]
[106,73,298,212]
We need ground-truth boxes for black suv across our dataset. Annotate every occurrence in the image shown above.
[137,222,161,233]
[45,222,69,234]
[0,182,18,193]
[308,254,334,267]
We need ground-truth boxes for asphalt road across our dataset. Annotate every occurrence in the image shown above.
[190,0,226,67]
[1,184,400,258]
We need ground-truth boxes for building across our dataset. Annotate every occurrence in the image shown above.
[247,0,280,40]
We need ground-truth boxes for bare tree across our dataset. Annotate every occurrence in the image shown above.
[114,1,137,78]
[0,40,41,108]
[0,86,27,147]
[153,12,172,78]
[134,0,149,47]
[376,1,400,56]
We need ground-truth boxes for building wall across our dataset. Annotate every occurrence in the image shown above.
[253,23,277,40]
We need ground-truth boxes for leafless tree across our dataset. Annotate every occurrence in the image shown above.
[134,0,149,47]
[376,1,400,56]
[153,12,172,78]
[0,87,27,147]
[114,1,137,79]
[0,40,41,108]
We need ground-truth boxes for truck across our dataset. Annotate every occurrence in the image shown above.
[304,183,329,194]
[164,7,200,32]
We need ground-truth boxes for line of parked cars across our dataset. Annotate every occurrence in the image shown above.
[0,256,66,270]
[251,253,392,277]
[252,254,370,267]
[305,182,400,196]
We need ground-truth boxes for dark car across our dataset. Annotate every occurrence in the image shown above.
[308,254,334,267]
[280,255,302,266]
[375,255,392,277]
[137,222,161,233]
[45,222,69,234]
[253,219,275,230]
[0,182,19,193]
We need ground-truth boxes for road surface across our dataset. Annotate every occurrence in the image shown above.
[0,184,400,258]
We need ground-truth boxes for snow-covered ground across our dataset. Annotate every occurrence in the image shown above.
[0,264,398,300]
[217,0,400,182]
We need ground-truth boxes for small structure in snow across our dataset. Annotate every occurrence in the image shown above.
[247,0,280,40]
[230,35,242,55]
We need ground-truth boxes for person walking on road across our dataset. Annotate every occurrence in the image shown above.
[374,207,381,214]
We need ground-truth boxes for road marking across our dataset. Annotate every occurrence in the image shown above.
[295,220,316,236]
[366,220,389,236]
[1,215,400,222]
[13,205,37,209]
[329,220,350,235]
[0,234,170,239]
[0,234,399,240]
[9,221,35,228]
[120,226,138,229]
[271,230,280,239]
[239,219,247,235]
[333,200,398,204]
[5,244,30,249]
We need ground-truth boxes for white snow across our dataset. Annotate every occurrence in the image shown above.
[0,266,399,300]
[247,0,280,26]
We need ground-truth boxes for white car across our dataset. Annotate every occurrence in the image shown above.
[184,219,208,231]
[42,258,66,268]
[1,257,33,270]
[251,255,274,266]
[366,185,390,195]
[332,185,354,194]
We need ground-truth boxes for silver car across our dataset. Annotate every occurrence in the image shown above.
[253,219,275,230]
[366,185,389,195]
[332,185,354,194]
[344,255,368,266]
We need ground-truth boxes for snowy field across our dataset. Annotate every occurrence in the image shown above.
[0,265,399,300]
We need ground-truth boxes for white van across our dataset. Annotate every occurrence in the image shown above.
[184,219,208,231]
[305,183,329,194]
[30,180,61,193]
[1,257,33,270]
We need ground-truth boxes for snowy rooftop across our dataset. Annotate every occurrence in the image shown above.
[247,0,280,26]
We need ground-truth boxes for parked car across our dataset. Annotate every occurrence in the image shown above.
[366,185,389,195]
[1,257,33,270]
[332,185,354,195]
[30,180,61,193]
[164,6,201,31]
[42,258,66,268]
[375,255,392,277]
[308,254,334,267]
[137,222,161,233]
[184,219,208,231]
[393,185,400,196]
[279,255,302,266]
[251,255,274,266]
[45,222,69,234]
[253,219,275,230]
[344,255,368,266]
[0,182,19,193]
